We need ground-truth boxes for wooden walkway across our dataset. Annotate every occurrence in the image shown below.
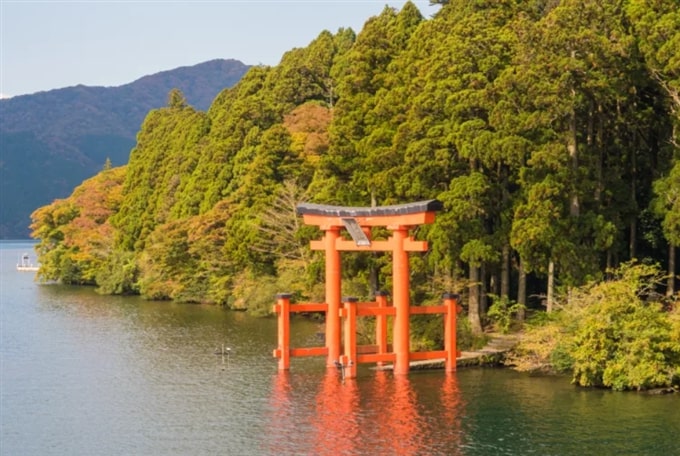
[377,333,520,371]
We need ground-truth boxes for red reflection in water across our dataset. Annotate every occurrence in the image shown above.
[440,373,465,455]
[312,371,361,455]
[267,371,297,453]
[268,370,465,455]
[386,373,427,454]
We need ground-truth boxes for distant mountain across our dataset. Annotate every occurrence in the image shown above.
[0,59,250,239]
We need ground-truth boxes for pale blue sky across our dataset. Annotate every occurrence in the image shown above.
[0,1,439,98]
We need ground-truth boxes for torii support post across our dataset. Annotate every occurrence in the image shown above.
[392,227,410,375]
[297,199,443,373]
[443,293,462,372]
[375,292,389,365]
[275,293,291,370]
[341,297,358,379]
[324,227,342,366]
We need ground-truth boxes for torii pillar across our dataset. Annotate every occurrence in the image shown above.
[296,199,443,375]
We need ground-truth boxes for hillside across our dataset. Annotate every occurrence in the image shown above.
[0,59,250,238]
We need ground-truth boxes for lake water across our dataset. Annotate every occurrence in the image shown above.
[1,241,678,455]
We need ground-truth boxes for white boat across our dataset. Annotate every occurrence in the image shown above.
[17,253,39,272]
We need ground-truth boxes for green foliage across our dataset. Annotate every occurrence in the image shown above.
[111,96,211,251]
[456,316,490,351]
[487,294,526,334]
[167,88,188,109]
[652,162,680,246]
[229,268,309,317]
[569,276,677,390]
[510,263,680,390]
[30,166,126,285]
[670,305,680,380]
[96,250,139,295]
[506,310,572,373]
[411,314,443,352]
[626,0,680,118]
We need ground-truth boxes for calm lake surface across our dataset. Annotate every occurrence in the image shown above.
[1,241,678,455]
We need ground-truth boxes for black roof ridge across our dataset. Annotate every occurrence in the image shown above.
[296,200,443,217]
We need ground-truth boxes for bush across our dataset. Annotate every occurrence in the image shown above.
[505,311,569,373]
[509,262,680,390]
[457,316,489,351]
[487,295,526,334]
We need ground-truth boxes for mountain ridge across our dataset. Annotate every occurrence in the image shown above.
[0,58,250,238]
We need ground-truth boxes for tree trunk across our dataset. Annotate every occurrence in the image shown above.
[629,132,638,259]
[480,262,488,316]
[568,85,580,218]
[501,243,510,300]
[593,102,604,204]
[629,219,637,259]
[517,258,526,321]
[369,266,379,296]
[668,243,676,297]
[369,192,379,295]
[489,273,499,297]
[468,265,483,334]
[547,260,555,313]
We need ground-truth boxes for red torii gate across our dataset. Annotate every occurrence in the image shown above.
[273,200,461,378]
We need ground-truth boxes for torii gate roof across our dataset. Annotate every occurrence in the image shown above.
[296,199,443,218]
[296,199,443,230]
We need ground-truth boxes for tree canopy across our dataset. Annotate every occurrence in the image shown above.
[31,0,680,345]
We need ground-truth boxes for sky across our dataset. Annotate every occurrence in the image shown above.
[0,0,440,99]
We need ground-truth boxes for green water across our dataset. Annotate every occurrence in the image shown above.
[1,242,678,455]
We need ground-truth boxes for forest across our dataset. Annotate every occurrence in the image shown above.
[30,0,680,390]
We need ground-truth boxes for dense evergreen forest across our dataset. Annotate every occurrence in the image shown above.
[30,0,680,389]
